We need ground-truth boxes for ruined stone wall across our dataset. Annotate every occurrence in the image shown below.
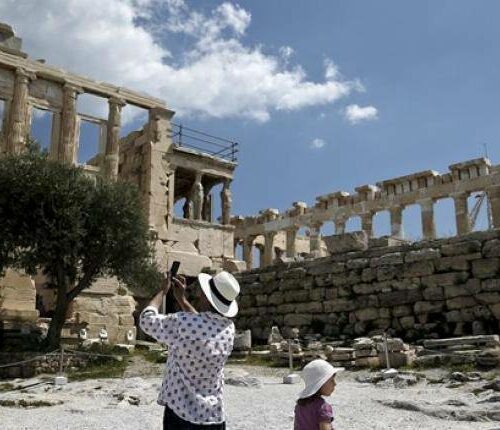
[235,230,500,342]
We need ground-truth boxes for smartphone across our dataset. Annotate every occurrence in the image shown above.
[170,261,181,277]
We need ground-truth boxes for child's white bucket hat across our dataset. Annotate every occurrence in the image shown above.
[298,359,344,399]
[198,271,240,318]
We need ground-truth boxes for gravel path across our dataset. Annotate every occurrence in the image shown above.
[0,365,499,430]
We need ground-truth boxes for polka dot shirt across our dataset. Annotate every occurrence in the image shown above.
[139,306,235,425]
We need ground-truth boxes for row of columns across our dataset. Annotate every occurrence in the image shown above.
[238,185,500,269]
[177,173,233,225]
[0,67,125,181]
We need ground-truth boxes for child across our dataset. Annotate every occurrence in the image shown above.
[294,359,343,430]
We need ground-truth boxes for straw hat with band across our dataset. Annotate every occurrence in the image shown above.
[198,271,240,318]
[298,359,344,399]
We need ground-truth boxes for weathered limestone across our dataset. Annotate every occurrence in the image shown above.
[236,230,500,341]
[308,221,323,255]
[242,236,255,269]
[5,68,33,154]
[419,198,436,240]
[487,185,500,229]
[0,269,39,322]
[452,192,471,236]
[263,231,276,266]
[286,227,299,258]
[58,83,82,163]
[103,97,125,180]
[0,23,241,346]
[221,178,232,225]
[390,206,403,238]
[191,172,204,221]
[233,158,499,269]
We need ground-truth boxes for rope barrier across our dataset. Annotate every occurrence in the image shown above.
[0,348,122,369]
[0,350,59,369]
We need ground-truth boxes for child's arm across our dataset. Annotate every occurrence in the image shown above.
[319,422,333,430]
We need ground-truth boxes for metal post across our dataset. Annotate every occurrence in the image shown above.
[383,332,391,370]
[179,124,183,146]
[59,345,64,375]
[288,340,293,371]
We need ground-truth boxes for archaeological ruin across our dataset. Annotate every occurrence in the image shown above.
[0,23,243,347]
[0,22,499,351]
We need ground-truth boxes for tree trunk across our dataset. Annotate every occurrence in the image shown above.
[44,267,71,351]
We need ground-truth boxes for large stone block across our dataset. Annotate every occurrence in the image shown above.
[284,290,310,303]
[403,261,435,277]
[476,292,500,305]
[371,252,404,267]
[294,302,323,313]
[435,256,470,272]
[443,279,480,299]
[284,313,312,326]
[268,292,284,305]
[355,307,379,321]
[483,239,500,258]
[414,300,444,314]
[379,289,422,307]
[423,287,444,301]
[346,258,370,269]
[405,248,440,263]
[482,279,500,292]
[441,240,481,256]
[323,231,368,254]
[324,299,356,313]
[446,296,476,310]
[421,272,469,288]
[472,258,500,278]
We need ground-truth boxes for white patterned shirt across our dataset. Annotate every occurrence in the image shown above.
[139,306,235,424]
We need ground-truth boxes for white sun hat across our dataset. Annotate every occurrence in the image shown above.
[298,359,344,399]
[198,271,240,318]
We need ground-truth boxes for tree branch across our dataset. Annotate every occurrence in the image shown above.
[66,260,100,303]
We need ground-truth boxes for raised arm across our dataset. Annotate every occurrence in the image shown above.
[139,275,179,344]
[172,276,198,313]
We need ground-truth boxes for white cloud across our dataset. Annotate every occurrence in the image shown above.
[344,104,378,124]
[0,0,367,123]
[310,138,326,149]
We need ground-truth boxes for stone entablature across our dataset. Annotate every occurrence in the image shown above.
[235,230,500,342]
[233,158,500,268]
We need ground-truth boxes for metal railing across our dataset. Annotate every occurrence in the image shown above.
[170,123,239,162]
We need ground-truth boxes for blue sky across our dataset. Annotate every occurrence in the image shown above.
[10,0,499,238]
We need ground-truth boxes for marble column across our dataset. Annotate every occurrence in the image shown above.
[221,178,232,225]
[309,221,323,254]
[58,84,82,163]
[390,206,403,238]
[242,236,255,269]
[191,172,204,221]
[452,192,471,236]
[285,226,299,258]
[103,97,125,180]
[202,192,213,222]
[419,198,436,240]
[486,185,500,229]
[361,212,374,238]
[6,68,33,154]
[263,231,276,267]
[255,243,265,268]
[334,216,346,235]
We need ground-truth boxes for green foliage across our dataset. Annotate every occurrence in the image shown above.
[0,144,161,294]
[0,143,162,347]
[67,357,128,381]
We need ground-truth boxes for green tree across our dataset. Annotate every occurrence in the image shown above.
[0,143,161,349]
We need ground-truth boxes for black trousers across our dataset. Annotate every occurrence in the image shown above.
[163,405,226,430]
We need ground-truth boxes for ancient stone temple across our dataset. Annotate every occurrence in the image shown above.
[232,160,500,341]
[0,23,243,346]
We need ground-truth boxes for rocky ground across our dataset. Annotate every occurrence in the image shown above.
[0,358,499,430]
